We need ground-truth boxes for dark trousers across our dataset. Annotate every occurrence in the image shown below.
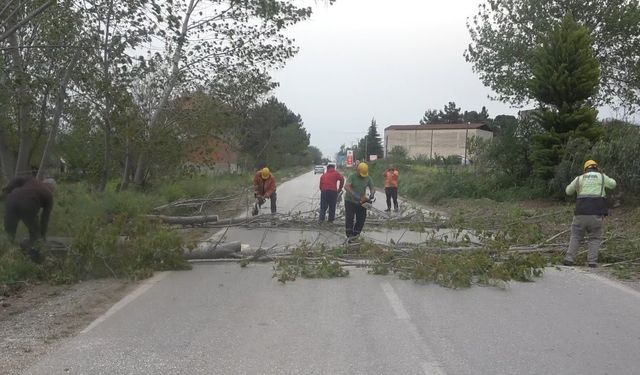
[4,202,40,243]
[258,191,277,213]
[345,200,367,238]
[4,202,42,263]
[319,190,338,223]
[385,187,398,209]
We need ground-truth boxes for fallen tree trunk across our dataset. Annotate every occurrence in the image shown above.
[183,241,242,260]
[146,214,219,225]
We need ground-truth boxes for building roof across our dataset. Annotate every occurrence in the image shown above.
[384,123,492,132]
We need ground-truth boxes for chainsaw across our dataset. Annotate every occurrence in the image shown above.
[360,195,391,219]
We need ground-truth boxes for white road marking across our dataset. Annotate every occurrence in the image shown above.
[380,281,410,319]
[81,271,169,334]
[380,281,448,375]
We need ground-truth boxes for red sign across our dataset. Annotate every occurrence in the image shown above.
[346,150,354,167]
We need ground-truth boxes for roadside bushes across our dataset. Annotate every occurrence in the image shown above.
[368,161,545,203]
[592,122,640,199]
[152,173,249,202]
[0,238,39,285]
[49,215,189,283]
[1,173,252,285]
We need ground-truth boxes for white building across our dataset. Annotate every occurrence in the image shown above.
[384,123,493,160]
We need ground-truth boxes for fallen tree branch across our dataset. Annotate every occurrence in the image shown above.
[146,214,219,225]
[183,241,242,260]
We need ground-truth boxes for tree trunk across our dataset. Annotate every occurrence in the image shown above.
[29,84,51,167]
[183,241,242,260]
[7,20,32,177]
[99,124,111,191]
[120,139,131,190]
[132,152,146,187]
[36,56,76,180]
[98,0,114,192]
[0,120,15,181]
[133,0,197,188]
[146,214,219,225]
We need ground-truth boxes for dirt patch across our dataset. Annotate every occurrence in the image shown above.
[0,278,135,375]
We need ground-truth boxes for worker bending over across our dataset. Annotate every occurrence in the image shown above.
[253,167,277,215]
[3,177,57,263]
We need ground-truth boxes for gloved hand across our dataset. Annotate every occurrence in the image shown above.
[368,192,375,200]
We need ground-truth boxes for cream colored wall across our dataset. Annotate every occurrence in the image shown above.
[385,128,493,159]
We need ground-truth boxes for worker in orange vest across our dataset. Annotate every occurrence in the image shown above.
[384,165,399,212]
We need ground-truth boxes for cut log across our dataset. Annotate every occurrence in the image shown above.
[146,214,219,225]
[183,241,243,260]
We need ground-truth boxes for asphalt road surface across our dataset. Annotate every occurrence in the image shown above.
[26,171,640,375]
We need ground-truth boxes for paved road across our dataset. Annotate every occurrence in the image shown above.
[27,171,640,374]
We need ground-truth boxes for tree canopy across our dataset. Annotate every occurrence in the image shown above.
[528,13,602,179]
[420,102,490,125]
[0,0,322,186]
[465,0,640,109]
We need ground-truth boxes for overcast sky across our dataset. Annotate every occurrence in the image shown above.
[270,0,519,157]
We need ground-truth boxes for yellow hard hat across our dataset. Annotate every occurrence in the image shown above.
[583,160,598,171]
[357,162,369,177]
[261,167,271,180]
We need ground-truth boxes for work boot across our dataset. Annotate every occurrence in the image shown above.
[394,206,399,212]
[384,207,391,212]
[562,260,574,266]
[251,204,259,216]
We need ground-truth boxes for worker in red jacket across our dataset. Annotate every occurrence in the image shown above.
[318,163,344,223]
[252,167,277,215]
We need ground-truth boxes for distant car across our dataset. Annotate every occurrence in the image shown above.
[314,165,325,174]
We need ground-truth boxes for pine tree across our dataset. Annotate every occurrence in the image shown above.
[365,118,384,160]
[529,12,602,180]
[441,102,462,123]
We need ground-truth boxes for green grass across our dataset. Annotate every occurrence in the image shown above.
[0,172,255,286]
[366,160,546,203]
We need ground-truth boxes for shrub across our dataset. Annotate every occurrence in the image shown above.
[592,122,640,200]
[47,215,190,283]
[0,236,39,285]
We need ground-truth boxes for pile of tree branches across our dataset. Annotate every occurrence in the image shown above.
[266,240,548,289]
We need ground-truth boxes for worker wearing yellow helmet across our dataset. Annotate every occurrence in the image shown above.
[563,159,617,267]
[343,162,375,242]
[252,165,277,216]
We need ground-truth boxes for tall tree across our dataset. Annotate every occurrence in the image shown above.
[79,0,151,191]
[419,102,486,125]
[0,0,84,179]
[463,106,490,123]
[240,97,310,169]
[131,0,312,187]
[365,118,383,159]
[465,0,640,109]
[441,102,462,124]
[529,13,602,179]
[419,109,440,125]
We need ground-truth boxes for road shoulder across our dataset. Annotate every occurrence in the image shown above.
[0,278,135,375]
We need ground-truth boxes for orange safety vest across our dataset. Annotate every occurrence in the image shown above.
[384,170,399,188]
